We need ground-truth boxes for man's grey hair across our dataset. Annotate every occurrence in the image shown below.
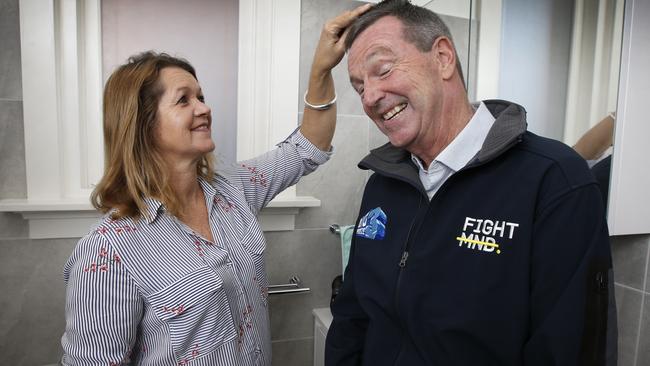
[344,0,466,87]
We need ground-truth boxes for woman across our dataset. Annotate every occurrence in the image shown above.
[61,5,371,365]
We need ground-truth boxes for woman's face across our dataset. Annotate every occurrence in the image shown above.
[154,66,215,167]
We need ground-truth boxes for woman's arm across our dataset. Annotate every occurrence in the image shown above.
[573,113,615,161]
[299,4,372,151]
[61,234,142,365]
[221,5,372,212]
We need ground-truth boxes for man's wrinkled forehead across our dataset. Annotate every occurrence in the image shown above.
[348,46,394,84]
[346,17,404,72]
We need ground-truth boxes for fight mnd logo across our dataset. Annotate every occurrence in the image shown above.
[456,217,519,255]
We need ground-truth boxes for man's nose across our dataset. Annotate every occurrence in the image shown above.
[362,81,384,108]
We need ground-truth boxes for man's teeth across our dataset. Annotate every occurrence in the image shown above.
[382,103,407,121]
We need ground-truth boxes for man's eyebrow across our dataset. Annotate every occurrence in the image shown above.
[349,47,395,85]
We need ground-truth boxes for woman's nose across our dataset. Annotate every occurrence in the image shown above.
[195,99,211,116]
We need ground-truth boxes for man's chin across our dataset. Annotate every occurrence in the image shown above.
[387,136,411,149]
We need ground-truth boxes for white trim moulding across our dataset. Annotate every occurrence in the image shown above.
[0,0,320,238]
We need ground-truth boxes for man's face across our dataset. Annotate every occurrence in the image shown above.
[348,16,444,151]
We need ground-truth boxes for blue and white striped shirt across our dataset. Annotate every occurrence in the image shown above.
[61,131,330,365]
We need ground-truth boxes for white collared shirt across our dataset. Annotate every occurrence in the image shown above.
[411,102,496,200]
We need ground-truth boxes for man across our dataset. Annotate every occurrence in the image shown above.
[325,1,614,365]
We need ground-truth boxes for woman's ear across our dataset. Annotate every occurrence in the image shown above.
[433,36,456,80]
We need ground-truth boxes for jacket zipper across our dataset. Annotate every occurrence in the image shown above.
[591,270,608,365]
[392,194,424,364]
[389,167,484,365]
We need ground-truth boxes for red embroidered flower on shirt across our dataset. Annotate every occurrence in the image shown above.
[162,305,185,315]
[213,196,234,212]
[253,276,269,301]
[95,223,137,235]
[241,164,268,188]
[83,247,122,273]
[193,239,205,257]
[191,344,200,358]
[243,305,254,329]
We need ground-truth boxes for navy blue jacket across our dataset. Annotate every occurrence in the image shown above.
[325,100,613,366]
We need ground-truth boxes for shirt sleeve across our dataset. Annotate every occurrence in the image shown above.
[221,128,332,214]
[61,233,143,365]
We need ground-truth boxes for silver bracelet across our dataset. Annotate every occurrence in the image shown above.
[304,91,337,111]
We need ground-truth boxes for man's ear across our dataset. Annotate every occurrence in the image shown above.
[432,36,456,80]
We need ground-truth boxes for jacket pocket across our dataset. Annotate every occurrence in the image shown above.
[148,266,237,361]
[579,266,609,366]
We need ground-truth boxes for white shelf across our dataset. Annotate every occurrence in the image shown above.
[0,196,321,239]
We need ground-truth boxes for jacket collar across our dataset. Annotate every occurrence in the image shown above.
[358,99,528,190]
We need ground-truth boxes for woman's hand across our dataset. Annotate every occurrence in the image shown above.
[311,4,372,77]
[300,4,372,151]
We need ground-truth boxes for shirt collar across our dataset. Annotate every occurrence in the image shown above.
[411,102,496,173]
[142,196,163,224]
[141,176,218,224]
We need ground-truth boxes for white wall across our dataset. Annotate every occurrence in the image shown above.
[498,0,574,140]
[102,0,239,163]
[607,0,650,235]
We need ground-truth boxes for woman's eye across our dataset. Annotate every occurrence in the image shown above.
[177,95,188,104]
[379,65,392,76]
[198,95,205,103]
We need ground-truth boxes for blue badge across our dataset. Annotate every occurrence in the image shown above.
[356,207,387,240]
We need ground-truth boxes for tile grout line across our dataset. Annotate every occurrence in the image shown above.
[337,113,370,119]
[632,240,650,366]
[271,336,313,343]
[615,282,650,295]
[0,235,31,241]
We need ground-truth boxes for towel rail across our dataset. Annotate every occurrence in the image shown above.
[268,275,310,295]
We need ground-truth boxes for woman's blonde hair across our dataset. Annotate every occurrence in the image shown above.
[91,51,215,219]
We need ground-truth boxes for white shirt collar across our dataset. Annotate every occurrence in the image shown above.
[411,102,496,173]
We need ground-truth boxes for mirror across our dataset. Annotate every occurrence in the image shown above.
[419,1,477,100]
[424,0,624,214]
[101,0,240,164]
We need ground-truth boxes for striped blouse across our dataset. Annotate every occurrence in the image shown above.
[61,131,330,365]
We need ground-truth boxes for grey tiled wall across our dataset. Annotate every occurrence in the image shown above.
[0,0,22,100]
[0,0,28,239]
[0,1,66,364]
[266,230,342,365]
[611,235,650,366]
[271,1,374,364]
[0,238,74,365]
